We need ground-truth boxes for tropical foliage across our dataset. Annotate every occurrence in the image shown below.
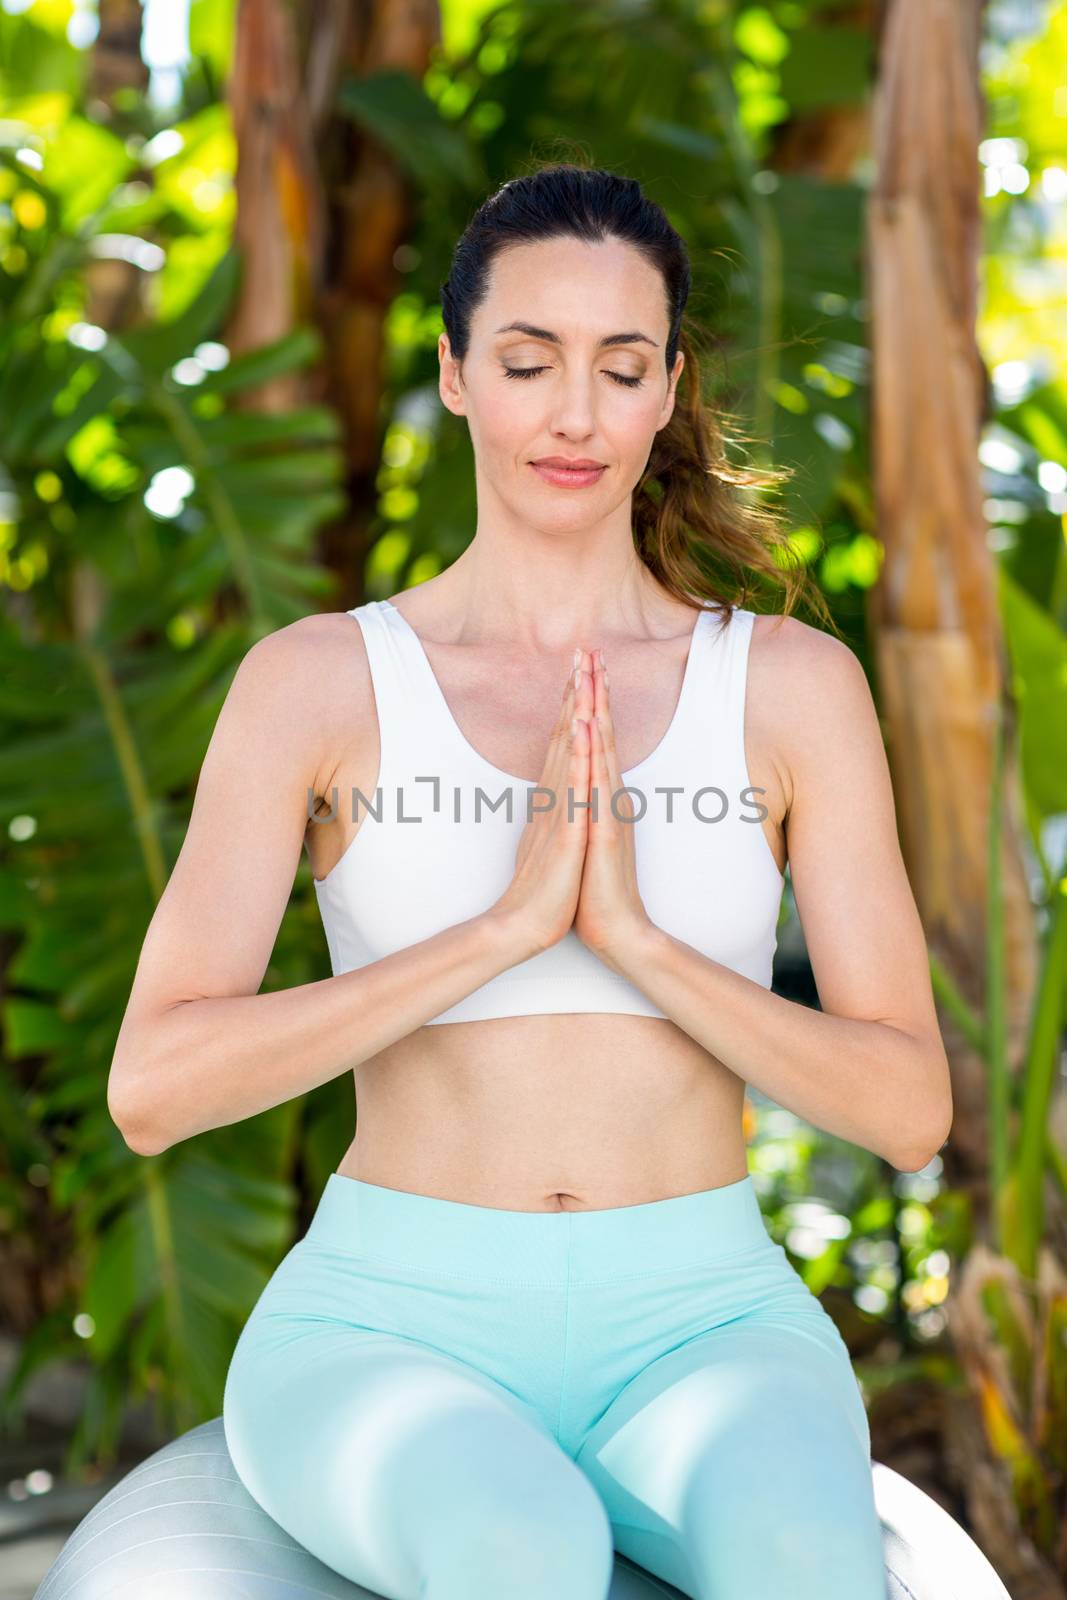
[0,0,1064,1587]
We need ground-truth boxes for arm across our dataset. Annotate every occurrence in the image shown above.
[107,617,535,1158]
[598,620,953,1172]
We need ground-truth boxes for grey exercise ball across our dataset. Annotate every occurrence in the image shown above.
[33,1416,1011,1600]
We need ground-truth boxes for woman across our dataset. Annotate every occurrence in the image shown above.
[109,164,952,1599]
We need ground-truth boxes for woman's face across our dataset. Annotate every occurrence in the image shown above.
[439,235,684,531]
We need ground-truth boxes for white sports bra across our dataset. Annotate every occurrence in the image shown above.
[313,597,785,1025]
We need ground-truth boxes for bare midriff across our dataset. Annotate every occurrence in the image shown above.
[334,1013,751,1212]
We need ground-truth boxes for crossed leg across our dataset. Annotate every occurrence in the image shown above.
[224,1325,616,1600]
[575,1314,889,1600]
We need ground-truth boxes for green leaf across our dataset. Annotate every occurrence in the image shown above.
[999,567,1067,820]
[779,26,873,110]
[195,326,325,397]
[338,70,481,192]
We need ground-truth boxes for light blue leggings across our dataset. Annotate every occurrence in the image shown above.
[223,1171,888,1599]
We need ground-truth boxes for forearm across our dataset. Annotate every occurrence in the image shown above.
[613,923,949,1171]
[111,909,533,1155]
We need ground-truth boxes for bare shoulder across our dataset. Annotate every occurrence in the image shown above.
[750,611,868,701]
[239,608,365,687]
[233,609,371,783]
[750,608,856,665]
[748,612,877,813]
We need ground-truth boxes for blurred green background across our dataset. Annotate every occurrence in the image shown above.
[1,0,1065,1590]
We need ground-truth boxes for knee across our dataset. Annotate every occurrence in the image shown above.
[764,1511,888,1599]
[422,1477,614,1599]
[684,1501,887,1600]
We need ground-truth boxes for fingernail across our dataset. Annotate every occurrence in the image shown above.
[571,716,578,733]
[573,647,581,669]
[604,669,610,687]
[598,648,606,667]
[574,667,582,690]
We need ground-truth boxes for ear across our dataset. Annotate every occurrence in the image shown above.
[438,333,466,418]
[658,350,684,430]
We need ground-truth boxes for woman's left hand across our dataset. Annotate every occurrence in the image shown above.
[573,648,656,974]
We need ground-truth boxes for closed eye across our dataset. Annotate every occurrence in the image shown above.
[502,365,644,389]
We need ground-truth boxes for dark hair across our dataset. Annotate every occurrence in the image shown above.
[441,161,835,633]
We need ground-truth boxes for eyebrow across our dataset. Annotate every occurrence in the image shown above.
[493,320,659,350]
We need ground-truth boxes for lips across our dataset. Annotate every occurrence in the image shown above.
[530,459,607,488]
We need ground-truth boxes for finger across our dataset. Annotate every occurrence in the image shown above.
[560,652,592,805]
[566,711,590,835]
[546,668,575,769]
[541,658,582,794]
[592,652,626,822]
[592,651,615,769]
[559,648,588,709]
[556,658,579,725]
[587,698,606,827]
[574,648,593,716]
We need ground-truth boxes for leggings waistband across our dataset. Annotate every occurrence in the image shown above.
[304,1172,772,1284]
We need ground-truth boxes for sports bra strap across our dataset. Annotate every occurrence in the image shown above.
[346,601,432,785]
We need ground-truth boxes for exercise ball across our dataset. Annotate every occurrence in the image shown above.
[33,1416,1011,1599]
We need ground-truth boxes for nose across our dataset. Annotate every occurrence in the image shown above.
[547,371,598,442]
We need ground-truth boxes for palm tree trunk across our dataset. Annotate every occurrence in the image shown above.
[867,0,1038,1190]
[86,0,149,330]
[302,0,441,591]
[90,0,148,103]
[227,0,440,597]
[227,0,327,412]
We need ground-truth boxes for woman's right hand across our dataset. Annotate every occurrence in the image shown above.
[488,652,592,959]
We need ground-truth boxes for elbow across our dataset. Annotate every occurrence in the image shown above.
[110,1097,168,1158]
[891,1141,944,1174]
[890,1042,953,1173]
[892,1102,953,1174]
[108,1068,170,1158]
[119,1122,170,1158]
